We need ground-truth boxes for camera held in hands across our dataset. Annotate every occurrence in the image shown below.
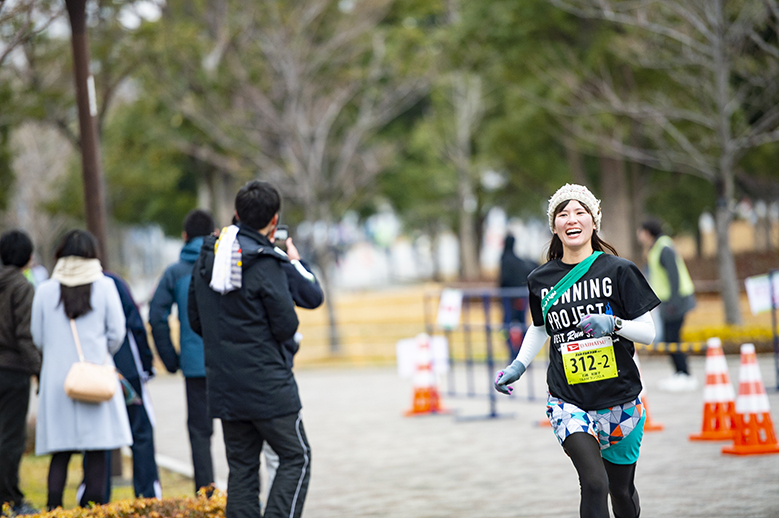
[274,225,289,252]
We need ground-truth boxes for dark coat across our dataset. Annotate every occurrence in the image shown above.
[104,271,154,381]
[0,265,40,375]
[188,224,301,421]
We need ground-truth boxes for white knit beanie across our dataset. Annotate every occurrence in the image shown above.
[547,183,602,232]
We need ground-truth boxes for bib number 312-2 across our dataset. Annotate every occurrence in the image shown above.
[561,336,618,385]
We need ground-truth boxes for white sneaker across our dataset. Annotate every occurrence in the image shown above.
[658,372,698,392]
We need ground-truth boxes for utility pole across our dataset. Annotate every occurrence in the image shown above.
[65,0,110,268]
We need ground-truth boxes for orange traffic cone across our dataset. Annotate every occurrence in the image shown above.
[633,351,664,432]
[405,334,446,416]
[536,417,551,428]
[690,337,736,441]
[722,343,779,455]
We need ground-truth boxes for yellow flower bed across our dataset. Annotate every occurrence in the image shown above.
[2,490,225,518]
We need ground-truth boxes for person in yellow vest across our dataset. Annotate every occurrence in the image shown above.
[637,220,697,392]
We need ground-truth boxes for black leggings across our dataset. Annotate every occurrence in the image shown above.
[47,450,108,509]
[562,432,640,518]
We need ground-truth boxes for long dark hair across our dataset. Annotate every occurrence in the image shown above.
[547,200,619,261]
[55,230,98,319]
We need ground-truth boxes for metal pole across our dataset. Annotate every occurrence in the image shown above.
[65,0,110,268]
[463,297,475,396]
[444,328,455,396]
[770,270,779,390]
[483,295,497,418]
[423,292,432,335]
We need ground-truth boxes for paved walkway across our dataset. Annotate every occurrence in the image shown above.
[146,354,779,517]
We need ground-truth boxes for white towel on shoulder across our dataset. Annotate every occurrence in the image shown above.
[210,225,242,294]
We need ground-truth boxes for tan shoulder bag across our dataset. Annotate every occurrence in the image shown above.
[63,319,118,403]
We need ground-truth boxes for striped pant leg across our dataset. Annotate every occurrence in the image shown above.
[259,412,311,518]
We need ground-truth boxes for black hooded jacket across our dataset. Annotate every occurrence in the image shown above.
[188,224,301,420]
[0,265,40,375]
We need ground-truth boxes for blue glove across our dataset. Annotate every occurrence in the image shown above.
[494,361,527,395]
[577,313,616,338]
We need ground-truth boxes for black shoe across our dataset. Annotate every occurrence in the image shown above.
[12,502,40,516]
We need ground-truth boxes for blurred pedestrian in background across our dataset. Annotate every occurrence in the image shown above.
[0,230,41,516]
[496,184,659,518]
[499,233,537,361]
[104,272,161,499]
[22,255,48,288]
[31,230,132,509]
[637,220,697,392]
[149,209,217,495]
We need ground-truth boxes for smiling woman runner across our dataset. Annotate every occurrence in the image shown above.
[495,184,660,518]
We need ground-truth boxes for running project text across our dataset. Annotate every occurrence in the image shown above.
[541,277,613,339]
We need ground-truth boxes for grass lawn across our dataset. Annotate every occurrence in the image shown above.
[19,453,195,511]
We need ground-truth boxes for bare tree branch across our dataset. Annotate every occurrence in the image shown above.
[548,0,714,57]
[172,140,246,175]
[0,1,63,67]
[568,122,716,179]
[541,0,779,325]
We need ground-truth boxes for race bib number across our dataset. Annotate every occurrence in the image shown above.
[561,336,618,385]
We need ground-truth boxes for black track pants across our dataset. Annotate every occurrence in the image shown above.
[221,412,310,518]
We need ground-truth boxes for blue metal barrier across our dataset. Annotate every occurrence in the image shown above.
[423,286,534,420]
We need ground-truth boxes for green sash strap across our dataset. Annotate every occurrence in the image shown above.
[541,251,603,323]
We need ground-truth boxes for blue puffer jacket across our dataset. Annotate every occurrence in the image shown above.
[149,237,206,378]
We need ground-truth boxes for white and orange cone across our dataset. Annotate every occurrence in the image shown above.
[405,334,447,416]
[722,344,779,455]
[633,351,664,432]
[690,337,736,441]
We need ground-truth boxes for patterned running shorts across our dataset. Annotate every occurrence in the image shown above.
[546,394,646,465]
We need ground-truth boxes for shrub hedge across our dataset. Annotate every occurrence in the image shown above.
[2,490,225,518]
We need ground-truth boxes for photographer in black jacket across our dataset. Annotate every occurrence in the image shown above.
[188,181,312,518]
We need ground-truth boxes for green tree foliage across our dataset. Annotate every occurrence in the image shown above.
[43,97,208,237]
[544,0,779,324]
[134,0,433,221]
[380,0,637,272]
[379,99,459,235]
[102,99,201,235]
[0,125,13,212]
[3,1,207,235]
[0,78,15,211]
[3,0,779,305]
[645,173,716,236]
[444,0,621,215]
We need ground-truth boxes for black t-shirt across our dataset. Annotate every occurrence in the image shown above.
[528,254,660,410]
